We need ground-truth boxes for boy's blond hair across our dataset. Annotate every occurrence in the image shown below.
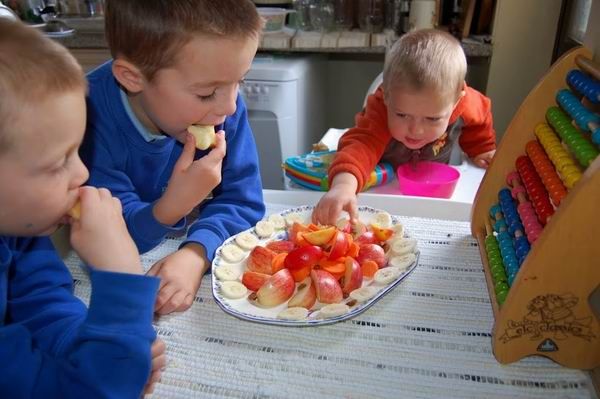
[0,19,86,153]
[105,0,263,82]
[383,29,467,102]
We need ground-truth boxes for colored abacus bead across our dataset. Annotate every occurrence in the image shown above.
[546,107,599,167]
[516,155,555,225]
[556,89,598,131]
[525,139,566,207]
[567,69,600,104]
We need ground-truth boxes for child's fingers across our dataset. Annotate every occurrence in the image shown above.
[143,381,156,395]
[474,158,489,168]
[152,353,167,372]
[145,261,164,278]
[176,293,194,312]
[151,338,166,358]
[159,289,189,314]
[173,133,197,171]
[204,131,227,161]
[346,202,359,224]
[155,282,178,312]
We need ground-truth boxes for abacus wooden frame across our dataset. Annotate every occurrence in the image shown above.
[471,46,600,369]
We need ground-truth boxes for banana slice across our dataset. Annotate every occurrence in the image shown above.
[68,200,81,220]
[388,237,418,256]
[214,265,240,281]
[255,220,275,238]
[220,281,248,299]
[372,211,392,228]
[388,253,417,271]
[277,307,309,320]
[284,212,305,226]
[267,213,286,230]
[187,125,216,150]
[318,303,350,318]
[391,223,405,238]
[349,286,379,303]
[373,267,402,285]
[235,232,259,251]
[220,244,245,263]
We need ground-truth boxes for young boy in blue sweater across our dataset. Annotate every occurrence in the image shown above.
[0,20,164,397]
[81,0,266,315]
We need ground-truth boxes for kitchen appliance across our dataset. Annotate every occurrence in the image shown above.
[241,54,327,190]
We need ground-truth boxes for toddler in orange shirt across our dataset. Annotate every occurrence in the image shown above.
[313,29,496,225]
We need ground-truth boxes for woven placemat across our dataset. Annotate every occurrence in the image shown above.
[63,209,595,399]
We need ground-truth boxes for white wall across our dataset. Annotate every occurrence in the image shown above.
[584,0,599,60]
[325,57,383,129]
[486,0,563,140]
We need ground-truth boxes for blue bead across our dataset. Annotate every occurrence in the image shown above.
[489,204,502,219]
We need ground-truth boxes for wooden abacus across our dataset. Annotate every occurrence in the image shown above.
[471,46,600,369]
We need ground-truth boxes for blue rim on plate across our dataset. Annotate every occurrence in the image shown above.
[211,205,420,326]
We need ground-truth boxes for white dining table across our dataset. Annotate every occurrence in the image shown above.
[63,189,596,399]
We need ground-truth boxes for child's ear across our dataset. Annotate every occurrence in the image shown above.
[454,89,466,108]
[112,59,145,93]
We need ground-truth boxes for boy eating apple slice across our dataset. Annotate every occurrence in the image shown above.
[187,125,216,150]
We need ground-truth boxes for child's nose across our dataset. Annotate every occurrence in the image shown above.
[71,155,89,188]
[407,119,418,135]
[215,85,238,117]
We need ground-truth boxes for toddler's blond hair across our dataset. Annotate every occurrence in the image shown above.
[0,19,85,153]
[383,29,467,102]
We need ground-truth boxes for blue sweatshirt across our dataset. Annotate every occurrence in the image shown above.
[81,62,265,259]
[0,235,159,398]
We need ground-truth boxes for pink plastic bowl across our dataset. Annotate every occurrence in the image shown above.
[396,161,460,198]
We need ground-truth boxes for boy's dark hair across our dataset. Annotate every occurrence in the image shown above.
[105,0,262,81]
[0,19,85,153]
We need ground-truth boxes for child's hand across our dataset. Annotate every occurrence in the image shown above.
[146,243,208,314]
[472,150,496,168]
[312,173,359,226]
[143,338,166,396]
[69,186,142,275]
[153,132,227,225]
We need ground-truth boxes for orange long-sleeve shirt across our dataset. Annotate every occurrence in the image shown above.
[328,85,496,191]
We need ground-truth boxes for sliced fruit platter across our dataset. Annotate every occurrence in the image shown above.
[211,205,419,326]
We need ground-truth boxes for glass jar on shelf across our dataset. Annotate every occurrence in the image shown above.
[308,0,335,32]
[357,0,385,33]
[333,0,354,31]
[292,0,313,31]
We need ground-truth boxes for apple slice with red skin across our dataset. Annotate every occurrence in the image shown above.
[266,240,295,254]
[287,277,317,309]
[355,230,377,245]
[241,270,270,292]
[327,230,349,260]
[256,268,296,307]
[341,257,363,294]
[284,245,323,270]
[356,243,387,268]
[311,269,343,304]
[247,246,276,275]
